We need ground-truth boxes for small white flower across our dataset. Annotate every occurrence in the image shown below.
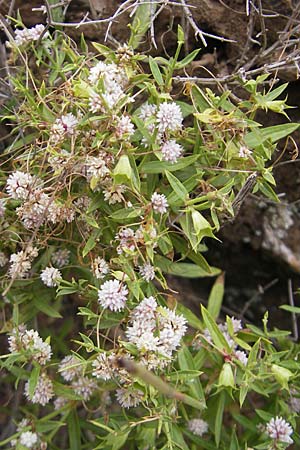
[8,246,38,279]
[91,257,109,279]
[40,267,62,287]
[0,198,6,217]
[139,262,155,282]
[116,115,135,139]
[19,431,38,448]
[0,251,8,268]
[92,352,116,380]
[266,416,293,444]
[161,140,183,163]
[86,155,110,180]
[13,24,47,46]
[59,355,83,381]
[72,376,97,401]
[54,396,69,410]
[156,102,183,133]
[139,103,157,121]
[98,279,128,311]
[51,113,78,143]
[51,249,70,268]
[151,192,168,214]
[239,145,252,158]
[103,184,126,205]
[6,171,36,200]
[89,92,103,113]
[187,418,209,437]
[234,350,248,366]
[25,373,54,405]
[116,386,143,408]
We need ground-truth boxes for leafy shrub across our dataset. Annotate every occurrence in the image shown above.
[0,18,299,450]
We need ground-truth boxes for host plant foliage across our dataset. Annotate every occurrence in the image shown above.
[0,15,299,450]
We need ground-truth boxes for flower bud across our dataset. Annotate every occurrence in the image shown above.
[219,362,235,387]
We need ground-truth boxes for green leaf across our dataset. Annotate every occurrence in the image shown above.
[280,304,300,314]
[178,345,206,408]
[149,56,164,86]
[165,170,189,202]
[176,303,203,330]
[244,123,299,147]
[28,366,40,398]
[155,255,219,278]
[67,410,81,450]
[33,298,62,318]
[82,232,98,258]
[229,428,239,450]
[191,85,211,112]
[113,154,132,185]
[141,155,199,174]
[110,207,143,221]
[91,42,112,57]
[128,3,154,49]
[201,305,231,352]
[214,391,226,447]
[175,49,201,69]
[207,273,225,319]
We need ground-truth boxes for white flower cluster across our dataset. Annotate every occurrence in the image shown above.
[51,248,70,268]
[151,192,168,214]
[6,171,37,200]
[156,102,183,133]
[116,225,157,255]
[97,279,128,311]
[200,317,248,366]
[126,297,187,363]
[103,183,126,204]
[161,140,183,163]
[7,171,74,229]
[187,418,209,437]
[138,262,155,282]
[58,355,96,401]
[50,113,79,144]
[8,245,38,279]
[10,419,42,449]
[91,257,109,279]
[13,24,47,47]
[40,266,62,287]
[8,325,52,365]
[72,376,97,401]
[91,352,128,384]
[0,198,6,217]
[115,115,135,139]
[116,386,143,409]
[59,355,83,381]
[0,251,8,268]
[86,154,111,181]
[266,416,293,444]
[139,102,184,161]
[25,373,54,405]
[88,61,129,111]
[19,431,38,448]
[239,145,252,158]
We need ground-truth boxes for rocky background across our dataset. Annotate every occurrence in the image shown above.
[0,0,300,330]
